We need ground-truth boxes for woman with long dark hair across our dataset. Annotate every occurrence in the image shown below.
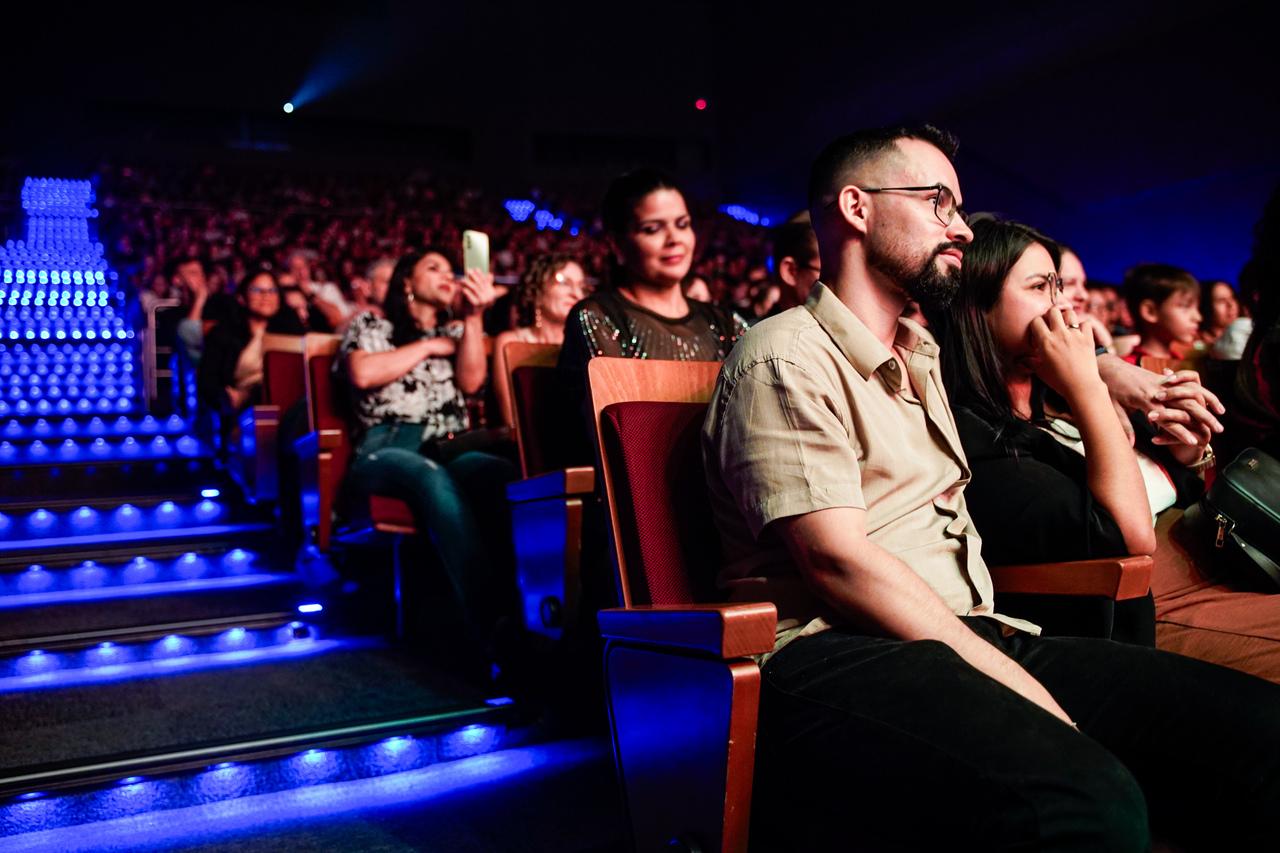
[338,247,515,659]
[197,268,303,412]
[557,168,747,447]
[937,216,1280,680]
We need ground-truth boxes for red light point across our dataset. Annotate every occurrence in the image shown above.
[694,98,708,111]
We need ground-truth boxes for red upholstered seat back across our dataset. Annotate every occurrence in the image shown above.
[601,400,720,606]
[512,364,592,476]
[308,352,351,475]
[263,347,306,410]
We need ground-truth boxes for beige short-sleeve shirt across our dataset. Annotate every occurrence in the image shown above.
[702,282,1037,653]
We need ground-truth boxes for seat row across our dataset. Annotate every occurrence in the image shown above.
[220,337,1155,853]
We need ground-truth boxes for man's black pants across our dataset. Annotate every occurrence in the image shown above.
[752,617,1280,851]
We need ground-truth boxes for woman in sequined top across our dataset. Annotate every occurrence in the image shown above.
[558,168,748,454]
[338,248,517,661]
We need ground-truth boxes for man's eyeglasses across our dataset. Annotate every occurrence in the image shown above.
[853,183,963,226]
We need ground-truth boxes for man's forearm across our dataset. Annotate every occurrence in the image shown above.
[790,523,1074,726]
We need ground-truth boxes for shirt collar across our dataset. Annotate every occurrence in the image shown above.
[804,282,939,383]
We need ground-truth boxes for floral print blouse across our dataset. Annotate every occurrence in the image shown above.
[339,311,469,442]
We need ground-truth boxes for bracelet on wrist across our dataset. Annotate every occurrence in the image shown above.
[1188,443,1216,472]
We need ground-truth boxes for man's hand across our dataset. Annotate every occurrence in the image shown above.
[1096,356,1224,447]
[773,507,1077,728]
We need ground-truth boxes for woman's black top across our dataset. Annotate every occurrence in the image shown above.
[954,407,1204,566]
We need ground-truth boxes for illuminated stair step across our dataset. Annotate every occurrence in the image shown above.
[0,619,332,693]
[0,549,279,608]
[0,434,203,464]
[0,499,229,540]
[1,414,189,440]
[0,704,523,837]
[0,397,138,417]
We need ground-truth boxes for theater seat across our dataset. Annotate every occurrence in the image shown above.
[501,341,594,640]
[232,333,314,504]
[586,357,1153,853]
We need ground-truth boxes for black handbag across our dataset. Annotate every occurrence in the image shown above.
[1183,448,1280,591]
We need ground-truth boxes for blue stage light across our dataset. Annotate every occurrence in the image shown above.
[200,488,221,498]
[297,602,324,614]
[283,102,295,114]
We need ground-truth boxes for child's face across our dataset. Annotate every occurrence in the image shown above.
[1149,289,1202,344]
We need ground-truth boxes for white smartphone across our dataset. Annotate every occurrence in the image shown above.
[462,229,490,274]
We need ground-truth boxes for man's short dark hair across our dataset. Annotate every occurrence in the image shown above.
[808,124,959,215]
[166,254,204,280]
[771,211,819,270]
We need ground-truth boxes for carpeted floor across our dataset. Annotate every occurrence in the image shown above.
[0,646,487,771]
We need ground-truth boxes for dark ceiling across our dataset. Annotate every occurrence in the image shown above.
[4,1,1276,280]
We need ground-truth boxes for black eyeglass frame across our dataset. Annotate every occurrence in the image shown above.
[846,183,962,226]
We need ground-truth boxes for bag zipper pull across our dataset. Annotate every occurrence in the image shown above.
[1214,513,1235,549]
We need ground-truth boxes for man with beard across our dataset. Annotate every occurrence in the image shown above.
[701,125,1280,850]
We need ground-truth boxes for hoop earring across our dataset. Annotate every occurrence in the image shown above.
[406,291,415,303]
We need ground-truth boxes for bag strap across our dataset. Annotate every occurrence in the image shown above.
[1234,531,1280,589]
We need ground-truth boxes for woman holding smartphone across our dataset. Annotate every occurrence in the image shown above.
[339,247,515,667]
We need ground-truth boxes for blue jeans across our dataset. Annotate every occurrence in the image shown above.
[348,423,517,639]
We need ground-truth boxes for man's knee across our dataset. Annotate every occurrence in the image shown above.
[1022,750,1149,853]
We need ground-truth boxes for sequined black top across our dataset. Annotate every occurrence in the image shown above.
[557,290,748,459]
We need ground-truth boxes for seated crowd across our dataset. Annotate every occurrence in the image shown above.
[114,133,1280,849]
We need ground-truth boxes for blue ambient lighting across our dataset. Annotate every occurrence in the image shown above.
[0,625,345,694]
[0,722,551,844]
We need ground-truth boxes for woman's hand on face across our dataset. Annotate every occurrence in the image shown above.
[458,269,496,317]
[1028,305,1103,401]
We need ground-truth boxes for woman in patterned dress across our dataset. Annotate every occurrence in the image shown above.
[339,247,516,658]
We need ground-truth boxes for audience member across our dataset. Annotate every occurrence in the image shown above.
[559,168,748,445]
[1198,279,1241,348]
[338,248,515,654]
[701,124,1280,850]
[1122,263,1203,363]
[1059,245,1120,353]
[491,253,588,428]
[942,215,1280,683]
[196,269,303,413]
[937,217,1205,637]
[768,212,821,316]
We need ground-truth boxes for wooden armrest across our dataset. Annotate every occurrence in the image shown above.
[239,404,281,430]
[506,466,595,503]
[293,428,345,458]
[989,556,1152,601]
[598,603,777,659]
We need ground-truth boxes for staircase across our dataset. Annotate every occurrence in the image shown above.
[0,179,521,843]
